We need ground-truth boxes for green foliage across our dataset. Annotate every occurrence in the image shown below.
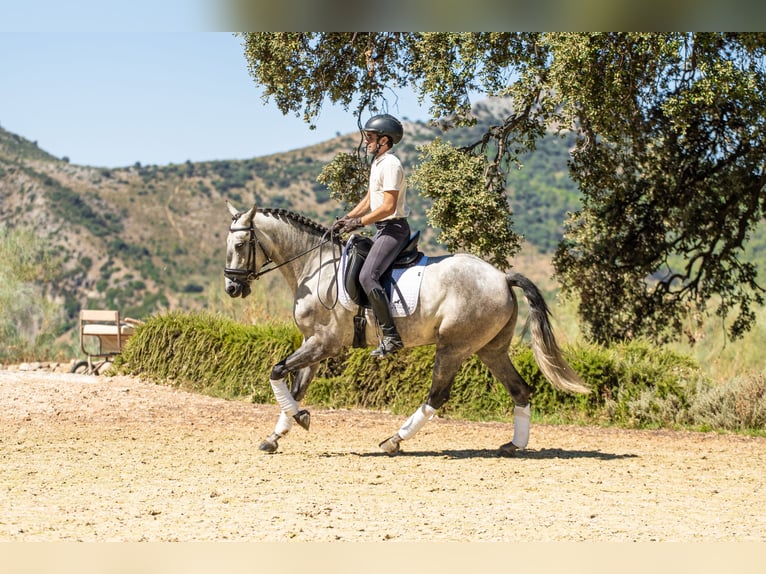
[316,151,369,209]
[563,341,703,426]
[242,32,766,345]
[118,312,761,434]
[242,33,409,126]
[410,138,522,268]
[0,225,67,362]
[209,159,255,192]
[119,312,303,400]
[0,126,61,163]
[506,133,581,252]
[550,33,766,344]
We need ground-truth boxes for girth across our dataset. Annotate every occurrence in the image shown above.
[344,231,422,307]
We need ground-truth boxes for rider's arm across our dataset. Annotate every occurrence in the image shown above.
[360,189,398,225]
[346,191,371,220]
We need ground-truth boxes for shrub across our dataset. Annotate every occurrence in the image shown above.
[0,226,67,362]
[116,312,762,434]
[118,311,301,400]
[686,375,766,432]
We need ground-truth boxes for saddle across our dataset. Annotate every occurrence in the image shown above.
[344,231,423,308]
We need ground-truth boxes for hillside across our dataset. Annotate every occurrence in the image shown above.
[5,98,766,363]
[0,100,583,338]
[0,127,354,320]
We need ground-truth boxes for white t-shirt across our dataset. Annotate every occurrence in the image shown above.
[369,151,410,220]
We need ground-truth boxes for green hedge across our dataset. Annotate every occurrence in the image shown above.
[117,311,764,433]
[119,311,302,401]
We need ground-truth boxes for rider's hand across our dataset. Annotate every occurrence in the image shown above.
[341,217,363,233]
[332,216,349,233]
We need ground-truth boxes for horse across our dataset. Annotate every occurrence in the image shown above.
[223,202,589,456]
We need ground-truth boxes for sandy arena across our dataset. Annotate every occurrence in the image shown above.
[1,370,765,542]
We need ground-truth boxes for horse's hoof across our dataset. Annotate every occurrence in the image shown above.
[498,441,520,457]
[378,434,402,455]
[259,434,280,454]
[293,409,310,431]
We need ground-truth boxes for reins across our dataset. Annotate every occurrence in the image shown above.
[224,214,344,309]
[317,228,343,310]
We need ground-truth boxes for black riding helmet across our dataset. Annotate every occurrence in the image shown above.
[363,114,403,145]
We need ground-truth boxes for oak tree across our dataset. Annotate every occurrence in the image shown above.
[241,32,766,344]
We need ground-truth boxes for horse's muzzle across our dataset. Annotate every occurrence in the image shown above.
[225,278,251,298]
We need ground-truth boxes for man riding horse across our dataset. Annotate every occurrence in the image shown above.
[332,114,410,358]
[223,114,589,455]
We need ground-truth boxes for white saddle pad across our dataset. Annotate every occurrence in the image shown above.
[337,242,427,317]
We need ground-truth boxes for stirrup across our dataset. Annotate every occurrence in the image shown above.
[370,336,403,358]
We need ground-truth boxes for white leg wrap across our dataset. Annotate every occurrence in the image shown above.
[512,403,531,449]
[398,403,437,441]
[274,411,293,437]
[270,378,299,417]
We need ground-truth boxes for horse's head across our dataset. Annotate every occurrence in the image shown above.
[224,201,270,298]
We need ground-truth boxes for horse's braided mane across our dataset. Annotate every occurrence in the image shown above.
[257,207,339,241]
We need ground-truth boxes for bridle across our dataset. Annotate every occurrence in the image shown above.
[223,215,339,286]
[223,220,273,283]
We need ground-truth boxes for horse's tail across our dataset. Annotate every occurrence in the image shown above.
[506,272,590,395]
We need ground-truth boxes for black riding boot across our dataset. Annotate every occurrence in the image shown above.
[368,288,404,358]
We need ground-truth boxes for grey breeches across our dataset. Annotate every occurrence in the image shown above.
[359,218,411,295]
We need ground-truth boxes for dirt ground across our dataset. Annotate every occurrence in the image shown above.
[1,369,765,542]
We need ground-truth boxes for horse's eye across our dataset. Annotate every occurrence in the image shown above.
[235,242,245,249]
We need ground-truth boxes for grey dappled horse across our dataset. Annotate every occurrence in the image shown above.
[224,202,589,455]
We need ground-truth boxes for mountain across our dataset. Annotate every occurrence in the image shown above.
[0,101,582,337]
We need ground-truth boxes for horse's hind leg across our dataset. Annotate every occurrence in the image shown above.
[476,345,534,455]
[379,346,468,455]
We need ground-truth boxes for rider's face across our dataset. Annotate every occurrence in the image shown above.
[364,132,382,154]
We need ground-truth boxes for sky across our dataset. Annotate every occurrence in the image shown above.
[0,31,430,169]
[3,2,758,169]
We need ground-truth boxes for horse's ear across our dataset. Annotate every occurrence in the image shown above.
[241,204,257,224]
[227,200,257,223]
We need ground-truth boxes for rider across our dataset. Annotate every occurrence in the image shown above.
[333,114,411,357]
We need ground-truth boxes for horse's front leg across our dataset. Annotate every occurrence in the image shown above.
[291,364,319,403]
[259,340,329,454]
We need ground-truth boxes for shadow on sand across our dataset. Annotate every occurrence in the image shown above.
[353,448,638,461]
